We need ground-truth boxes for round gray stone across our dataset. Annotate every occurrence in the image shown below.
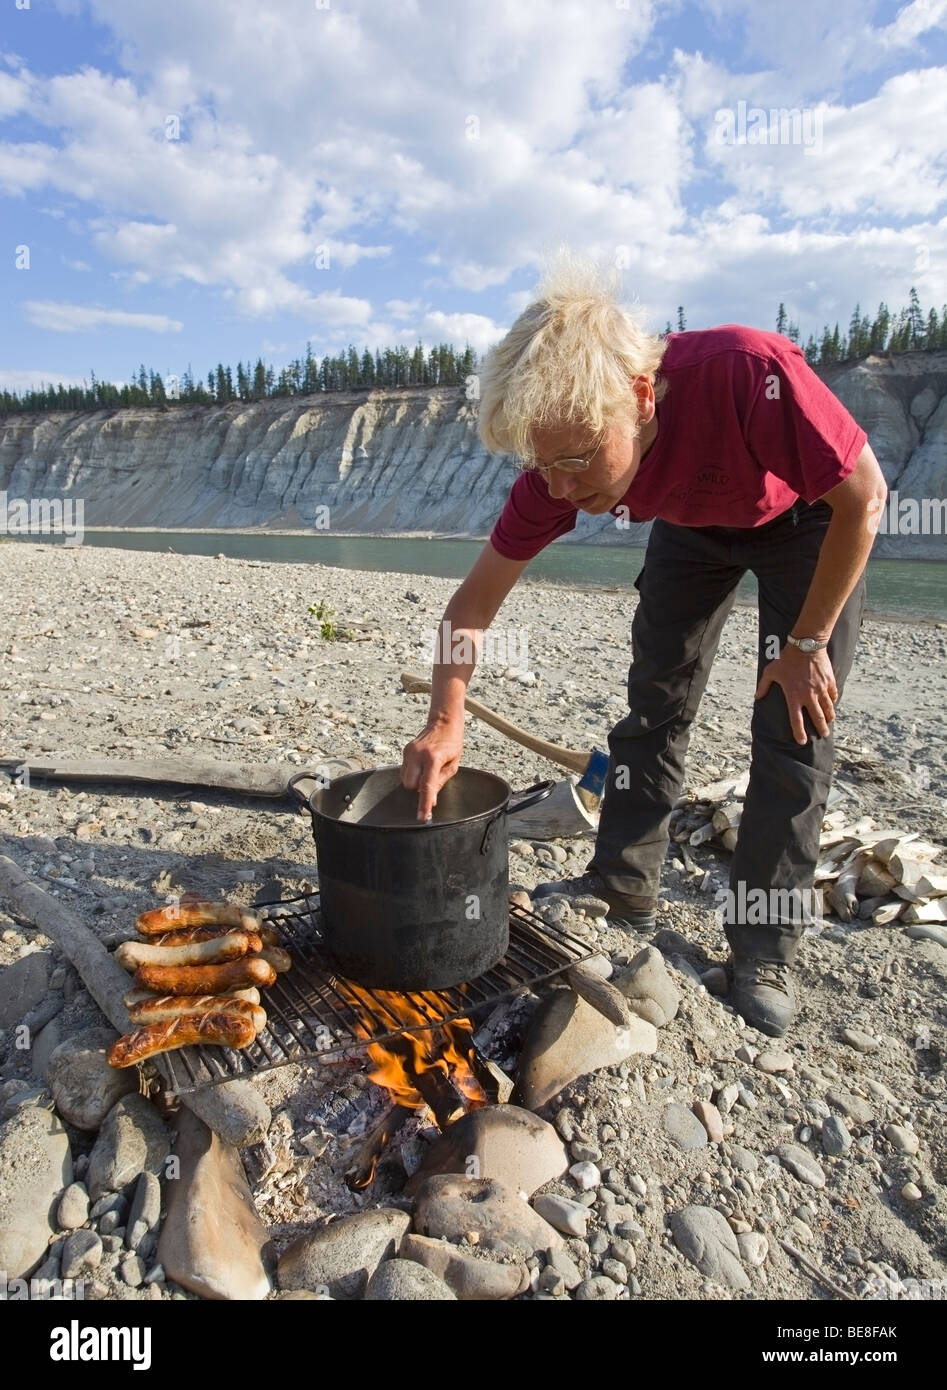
[826,1089,874,1125]
[574,1275,622,1300]
[399,1232,528,1300]
[0,1102,73,1279]
[775,1143,826,1189]
[86,1095,171,1200]
[663,1102,708,1150]
[821,1115,852,1156]
[126,1170,162,1249]
[120,1253,145,1287]
[61,1228,103,1279]
[0,951,51,1029]
[884,1124,920,1156]
[413,1175,563,1259]
[404,1104,567,1198]
[364,1259,457,1300]
[57,1182,90,1230]
[278,1209,411,1299]
[47,1028,138,1132]
[546,1246,583,1289]
[670,1205,750,1291]
[531,1192,589,1238]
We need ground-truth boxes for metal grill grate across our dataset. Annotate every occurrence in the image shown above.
[153,892,598,1095]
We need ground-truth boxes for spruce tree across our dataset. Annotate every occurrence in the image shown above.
[908,287,924,347]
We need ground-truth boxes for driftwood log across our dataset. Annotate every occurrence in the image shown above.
[565,961,635,1029]
[0,855,270,1147]
[0,754,373,798]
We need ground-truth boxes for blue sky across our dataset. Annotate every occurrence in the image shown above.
[1,0,945,393]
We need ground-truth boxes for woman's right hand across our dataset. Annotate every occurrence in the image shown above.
[401,720,464,821]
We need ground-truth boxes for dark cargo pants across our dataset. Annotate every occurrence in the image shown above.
[588,498,866,964]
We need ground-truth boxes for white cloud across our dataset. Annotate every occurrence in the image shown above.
[0,0,659,319]
[703,68,947,218]
[878,0,947,48]
[23,301,182,332]
[318,241,391,269]
[0,367,89,392]
[1,0,944,352]
[0,140,57,195]
[386,298,423,320]
[303,290,372,329]
[414,310,504,357]
[0,69,31,118]
[694,0,892,94]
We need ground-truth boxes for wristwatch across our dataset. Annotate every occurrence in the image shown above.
[786,634,829,653]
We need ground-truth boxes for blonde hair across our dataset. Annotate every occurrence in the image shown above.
[477,250,669,461]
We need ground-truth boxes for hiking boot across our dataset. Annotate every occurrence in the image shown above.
[532,869,657,932]
[727,955,796,1037]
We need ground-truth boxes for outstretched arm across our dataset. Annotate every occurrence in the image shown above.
[400,540,529,818]
[755,443,887,744]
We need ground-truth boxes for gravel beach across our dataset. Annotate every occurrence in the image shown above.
[1,540,944,1302]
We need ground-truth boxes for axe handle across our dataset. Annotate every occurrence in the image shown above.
[400,671,589,776]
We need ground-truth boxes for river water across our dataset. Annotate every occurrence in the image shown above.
[20,529,947,623]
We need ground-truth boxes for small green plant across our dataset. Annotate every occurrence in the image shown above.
[308,599,352,641]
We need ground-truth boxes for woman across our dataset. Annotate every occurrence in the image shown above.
[400,257,886,1037]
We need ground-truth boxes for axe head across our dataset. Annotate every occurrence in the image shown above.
[577,747,609,799]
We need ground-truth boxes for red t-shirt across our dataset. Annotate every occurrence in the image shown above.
[489,323,867,560]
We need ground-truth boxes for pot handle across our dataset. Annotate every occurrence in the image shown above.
[480,781,555,854]
[506,779,556,815]
[286,771,322,808]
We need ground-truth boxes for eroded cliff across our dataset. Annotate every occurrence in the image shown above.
[1,351,945,557]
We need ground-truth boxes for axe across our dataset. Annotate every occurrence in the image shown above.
[399,671,609,809]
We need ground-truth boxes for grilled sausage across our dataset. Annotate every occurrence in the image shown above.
[227,986,261,1004]
[134,956,276,995]
[135,901,262,937]
[152,924,264,952]
[108,1010,257,1067]
[123,985,261,1009]
[126,994,266,1031]
[258,945,292,974]
[115,930,256,972]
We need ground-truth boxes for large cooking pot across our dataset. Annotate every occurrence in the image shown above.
[288,766,554,990]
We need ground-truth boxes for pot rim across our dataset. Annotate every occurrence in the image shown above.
[293,763,513,833]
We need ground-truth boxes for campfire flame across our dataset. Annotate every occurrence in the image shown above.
[339,983,488,1119]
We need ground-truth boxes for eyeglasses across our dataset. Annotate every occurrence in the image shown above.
[515,451,596,479]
